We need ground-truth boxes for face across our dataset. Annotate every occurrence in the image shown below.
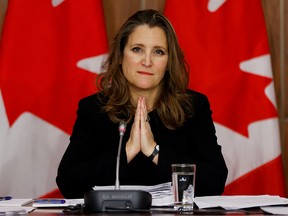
[122,25,168,93]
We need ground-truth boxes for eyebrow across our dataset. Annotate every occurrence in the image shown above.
[130,43,167,51]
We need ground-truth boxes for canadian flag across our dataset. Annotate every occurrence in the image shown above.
[165,0,286,196]
[0,0,108,198]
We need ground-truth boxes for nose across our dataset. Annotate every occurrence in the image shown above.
[142,54,152,67]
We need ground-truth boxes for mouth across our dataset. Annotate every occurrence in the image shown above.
[137,71,153,75]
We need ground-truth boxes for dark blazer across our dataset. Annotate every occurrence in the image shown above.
[56,89,228,198]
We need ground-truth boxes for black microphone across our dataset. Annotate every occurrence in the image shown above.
[84,122,152,212]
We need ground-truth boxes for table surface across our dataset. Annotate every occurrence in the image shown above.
[28,206,266,215]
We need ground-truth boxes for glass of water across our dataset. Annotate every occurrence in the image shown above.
[172,164,196,211]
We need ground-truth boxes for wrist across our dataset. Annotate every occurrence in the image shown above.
[148,143,159,161]
[126,141,140,163]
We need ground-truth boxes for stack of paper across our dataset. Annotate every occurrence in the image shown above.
[0,199,34,214]
[261,206,288,215]
[93,182,174,206]
[0,206,31,215]
[194,195,288,210]
[0,199,33,207]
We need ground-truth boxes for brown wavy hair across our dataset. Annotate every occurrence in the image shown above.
[97,9,193,130]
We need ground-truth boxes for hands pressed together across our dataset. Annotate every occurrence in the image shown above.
[126,96,158,164]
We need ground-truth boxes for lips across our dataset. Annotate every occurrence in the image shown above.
[137,71,153,75]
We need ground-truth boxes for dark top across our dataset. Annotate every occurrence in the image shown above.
[56,89,228,198]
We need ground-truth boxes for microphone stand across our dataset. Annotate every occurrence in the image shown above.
[115,122,125,190]
[84,122,152,212]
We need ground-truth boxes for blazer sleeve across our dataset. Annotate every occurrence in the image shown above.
[56,95,121,198]
[156,91,228,196]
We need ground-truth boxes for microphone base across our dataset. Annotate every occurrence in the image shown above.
[84,190,152,212]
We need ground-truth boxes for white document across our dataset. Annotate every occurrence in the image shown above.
[195,195,288,210]
[0,199,33,206]
[0,206,34,214]
[261,206,288,215]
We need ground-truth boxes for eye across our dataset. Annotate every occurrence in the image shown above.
[132,47,142,53]
[154,49,165,56]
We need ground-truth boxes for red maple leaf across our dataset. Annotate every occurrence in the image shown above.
[165,0,277,137]
[0,0,108,134]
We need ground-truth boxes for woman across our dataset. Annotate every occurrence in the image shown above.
[56,9,228,198]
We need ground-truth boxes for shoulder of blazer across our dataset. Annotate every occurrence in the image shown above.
[78,92,108,113]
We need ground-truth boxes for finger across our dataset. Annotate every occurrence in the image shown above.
[140,98,146,129]
[126,100,142,161]
[135,97,142,127]
[139,109,154,155]
[142,97,148,117]
[141,97,151,123]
